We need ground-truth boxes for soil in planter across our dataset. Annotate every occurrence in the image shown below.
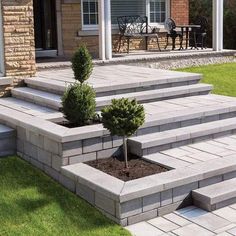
[86,155,169,181]
[56,119,101,128]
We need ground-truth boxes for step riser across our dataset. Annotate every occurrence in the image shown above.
[12,93,60,111]
[12,86,211,112]
[194,197,236,212]
[96,90,211,111]
[26,78,201,96]
[137,111,236,136]
[130,129,236,157]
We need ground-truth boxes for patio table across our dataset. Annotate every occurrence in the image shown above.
[176,24,201,49]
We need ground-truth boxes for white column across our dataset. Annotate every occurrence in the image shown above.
[98,0,106,60]
[212,0,224,51]
[0,0,5,76]
[104,0,112,60]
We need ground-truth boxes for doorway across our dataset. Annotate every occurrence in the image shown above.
[33,0,58,58]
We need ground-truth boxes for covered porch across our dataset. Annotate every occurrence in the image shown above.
[98,0,224,60]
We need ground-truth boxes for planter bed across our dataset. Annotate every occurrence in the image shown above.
[86,155,168,181]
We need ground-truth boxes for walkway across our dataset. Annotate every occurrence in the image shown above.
[126,204,236,236]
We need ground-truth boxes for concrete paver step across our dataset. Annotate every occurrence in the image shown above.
[11,84,212,111]
[192,178,236,211]
[128,117,236,156]
[0,124,16,157]
[96,84,212,109]
[25,67,201,95]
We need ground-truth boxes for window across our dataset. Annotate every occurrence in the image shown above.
[81,0,169,30]
[82,0,98,27]
[148,0,167,24]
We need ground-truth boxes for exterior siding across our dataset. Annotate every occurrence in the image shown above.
[1,0,36,79]
[0,0,189,78]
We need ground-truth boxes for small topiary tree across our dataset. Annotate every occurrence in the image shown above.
[101,98,145,168]
[71,45,93,84]
[62,45,96,126]
[62,83,96,126]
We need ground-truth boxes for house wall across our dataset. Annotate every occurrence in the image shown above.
[61,0,189,57]
[1,0,36,80]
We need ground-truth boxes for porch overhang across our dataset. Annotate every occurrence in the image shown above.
[98,0,225,60]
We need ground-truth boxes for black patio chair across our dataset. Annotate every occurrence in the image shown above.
[190,16,208,49]
[164,18,183,50]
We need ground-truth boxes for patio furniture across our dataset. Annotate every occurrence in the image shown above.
[190,16,208,49]
[176,24,201,49]
[164,18,183,50]
[117,15,161,53]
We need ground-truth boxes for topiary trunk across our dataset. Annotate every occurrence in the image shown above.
[123,136,129,169]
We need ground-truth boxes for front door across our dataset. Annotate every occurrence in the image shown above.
[33,0,57,57]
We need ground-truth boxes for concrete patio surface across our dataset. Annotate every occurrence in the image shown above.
[126,204,236,236]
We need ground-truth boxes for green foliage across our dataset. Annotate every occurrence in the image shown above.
[189,0,236,49]
[62,83,96,126]
[101,98,145,137]
[0,156,130,236]
[71,45,93,83]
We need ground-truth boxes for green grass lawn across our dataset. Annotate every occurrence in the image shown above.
[0,156,130,236]
[176,62,236,97]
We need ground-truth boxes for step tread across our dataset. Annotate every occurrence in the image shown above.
[129,117,236,149]
[96,84,213,107]
[0,77,13,86]
[12,84,213,110]
[26,68,201,93]
[0,97,63,121]
[192,178,236,205]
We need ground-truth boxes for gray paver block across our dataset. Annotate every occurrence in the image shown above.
[126,222,165,236]
[62,140,82,157]
[173,182,198,202]
[37,148,52,166]
[143,192,160,212]
[83,137,102,153]
[190,212,230,231]
[76,182,95,205]
[128,209,158,225]
[120,198,142,218]
[69,152,96,164]
[59,174,75,192]
[172,223,215,236]
[163,213,191,226]
[95,192,116,216]
[44,165,60,181]
[199,175,223,188]
[148,217,180,232]
[161,189,173,207]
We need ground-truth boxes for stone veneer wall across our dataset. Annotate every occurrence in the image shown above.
[61,0,189,57]
[1,0,36,79]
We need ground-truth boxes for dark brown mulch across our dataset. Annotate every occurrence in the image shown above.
[56,119,101,128]
[86,155,169,182]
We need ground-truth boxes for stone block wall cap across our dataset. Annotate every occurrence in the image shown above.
[61,163,124,201]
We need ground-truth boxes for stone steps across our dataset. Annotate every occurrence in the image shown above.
[11,84,212,111]
[25,72,201,96]
[0,97,63,122]
[192,178,236,211]
[128,117,236,156]
[0,77,13,87]
[0,124,16,157]
[96,84,212,109]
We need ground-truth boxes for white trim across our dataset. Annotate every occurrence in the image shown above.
[213,0,224,51]
[98,0,105,60]
[104,0,112,59]
[0,1,5,76]
[146,0,170,28]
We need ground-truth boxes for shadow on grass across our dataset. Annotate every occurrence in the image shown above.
[0,156,128,236]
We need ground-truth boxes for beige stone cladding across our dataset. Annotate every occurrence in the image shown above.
[1,0,36,81]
